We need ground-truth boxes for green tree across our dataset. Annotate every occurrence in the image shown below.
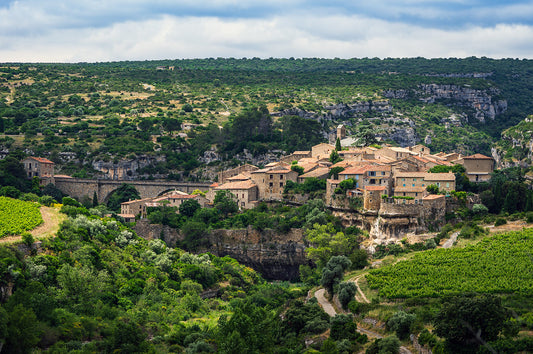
[435,295,509,353]
[387,310,416,340]
[329,149,342,164]
[214,190,238,216]
[335,137,342,151]
[338,282,358,310]
[179,199,201,218]
[3,304,42,354]
[320,256,351,296]
[107,183,140,212]
[329,166,345,179]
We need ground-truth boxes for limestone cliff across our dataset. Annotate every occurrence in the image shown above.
[133,220,308,280]
[383,84,507,122]
[492,116,533,168]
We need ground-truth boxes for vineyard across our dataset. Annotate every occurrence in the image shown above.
[0,197,43,238]
[366,230,533,299]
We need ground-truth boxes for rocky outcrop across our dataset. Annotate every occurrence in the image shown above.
[133,220,308,280]
[92,155,167,180]
[492,116,533,168]
[383,84,507,122]
[204,227,307,281]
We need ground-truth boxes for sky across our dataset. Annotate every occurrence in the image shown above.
[1,0,533,62]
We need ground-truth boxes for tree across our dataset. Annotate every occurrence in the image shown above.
[434,295,509,353]
[291,164,304,175]
[426,184,439,194]
[328,166,345,179]
[335,137,342,151]
[387,310,416,340]
[365,335,400,354]
[330,314,358,341]
[320,256,351,296]
[107,183,140,212]
[214,190,238,216]
[329,149,342,164]
[338,282,358,310]
[179,199,201,218]
[3,304,42,354]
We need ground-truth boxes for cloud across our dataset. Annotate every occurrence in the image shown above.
[0,1,532,61]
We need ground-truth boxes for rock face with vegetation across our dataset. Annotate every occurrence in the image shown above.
[492,116,533,168]
[205,227,307,281]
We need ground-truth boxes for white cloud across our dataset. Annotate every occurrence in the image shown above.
[0,9,532,62]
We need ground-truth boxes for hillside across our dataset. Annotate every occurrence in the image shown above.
[1,58,533,180]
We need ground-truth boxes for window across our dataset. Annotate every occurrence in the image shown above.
[280,175,283,180]
[369,171,376,176]
[280,182,283,187]
[402,178,405,181]
[446,182,450,188]
[269,182,273,187]
[413,178,417,182]
[412,184,415,187]
[270,174,273,179]
[370,179,376,184]
[381,172,385,175]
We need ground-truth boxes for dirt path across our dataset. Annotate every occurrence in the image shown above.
[353,274,371,304]
[442,231,460,249]
[314,287,412,353]
[0,206,65,244]
[314,288,337,317]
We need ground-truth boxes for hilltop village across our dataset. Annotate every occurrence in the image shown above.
[22,125,494,245]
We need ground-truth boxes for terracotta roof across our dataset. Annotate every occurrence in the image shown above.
[423,194,445,200]
[210,182,219,188]
[395,172,428,178]
[299,167,330,179]
[117,214,136,219]
[215,180,257,190]
[54,174,73,178]
[121,197,155,205]
[293,151,311,155]
[365,186,387,191]
[339,166,370,175]
[27,157,54,164]
[424,173,455,181]
[463,153,493,160]
[394,187,427,193]
[227,173,251,181]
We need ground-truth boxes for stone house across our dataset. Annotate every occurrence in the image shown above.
[22,157,54,180]
[394,172,456,198]
[250,165,299,201]
[338,165,392,195]
[457,153,494,182]
[374,146,414,161]
[213,179,259,209]
[408,144,431,155]
[297,167,330,183]
[311,143,335,159]
[364,186,387,210]
[218,163,259,184]
[119,197,155,220]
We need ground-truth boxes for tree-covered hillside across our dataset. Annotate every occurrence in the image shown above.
[1,58,532,179]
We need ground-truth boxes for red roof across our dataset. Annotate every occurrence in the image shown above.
[28,157,54,164]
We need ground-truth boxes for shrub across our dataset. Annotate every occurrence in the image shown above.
[495,218,507,227]
[387,310,416,340]
[338,282,358,310]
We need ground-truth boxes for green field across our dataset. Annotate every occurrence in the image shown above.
[0,196,43,237]
[366,230,533,299]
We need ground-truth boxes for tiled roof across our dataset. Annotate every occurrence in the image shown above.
[463,153,493,160]
[215,180,257,190]
[299,167,330,178]
[394,187,427,193]
[227,173,251,181]
[27,157,54,164]
[121,197,155,205]
[365,186,387,191]
[423,194,445,200]
[424,173,455,181]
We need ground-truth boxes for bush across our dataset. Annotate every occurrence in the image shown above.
[472,203,489,216]
[338,282,358,310]
[387,310,416,340]
[495,218,507,227]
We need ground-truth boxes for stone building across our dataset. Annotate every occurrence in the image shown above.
[458,153,494,182]
[250,165,299,201]
[364,186,387,210]
[393,172,456,198]
[213,179,259,209]
[22,157,54,185]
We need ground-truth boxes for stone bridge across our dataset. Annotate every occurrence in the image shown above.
[53,177,212,204]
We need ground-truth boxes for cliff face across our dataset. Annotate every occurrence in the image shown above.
[384,84,507,122]
[204,227,307,281]
[492,117,533,169]
[133,220,308,281]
